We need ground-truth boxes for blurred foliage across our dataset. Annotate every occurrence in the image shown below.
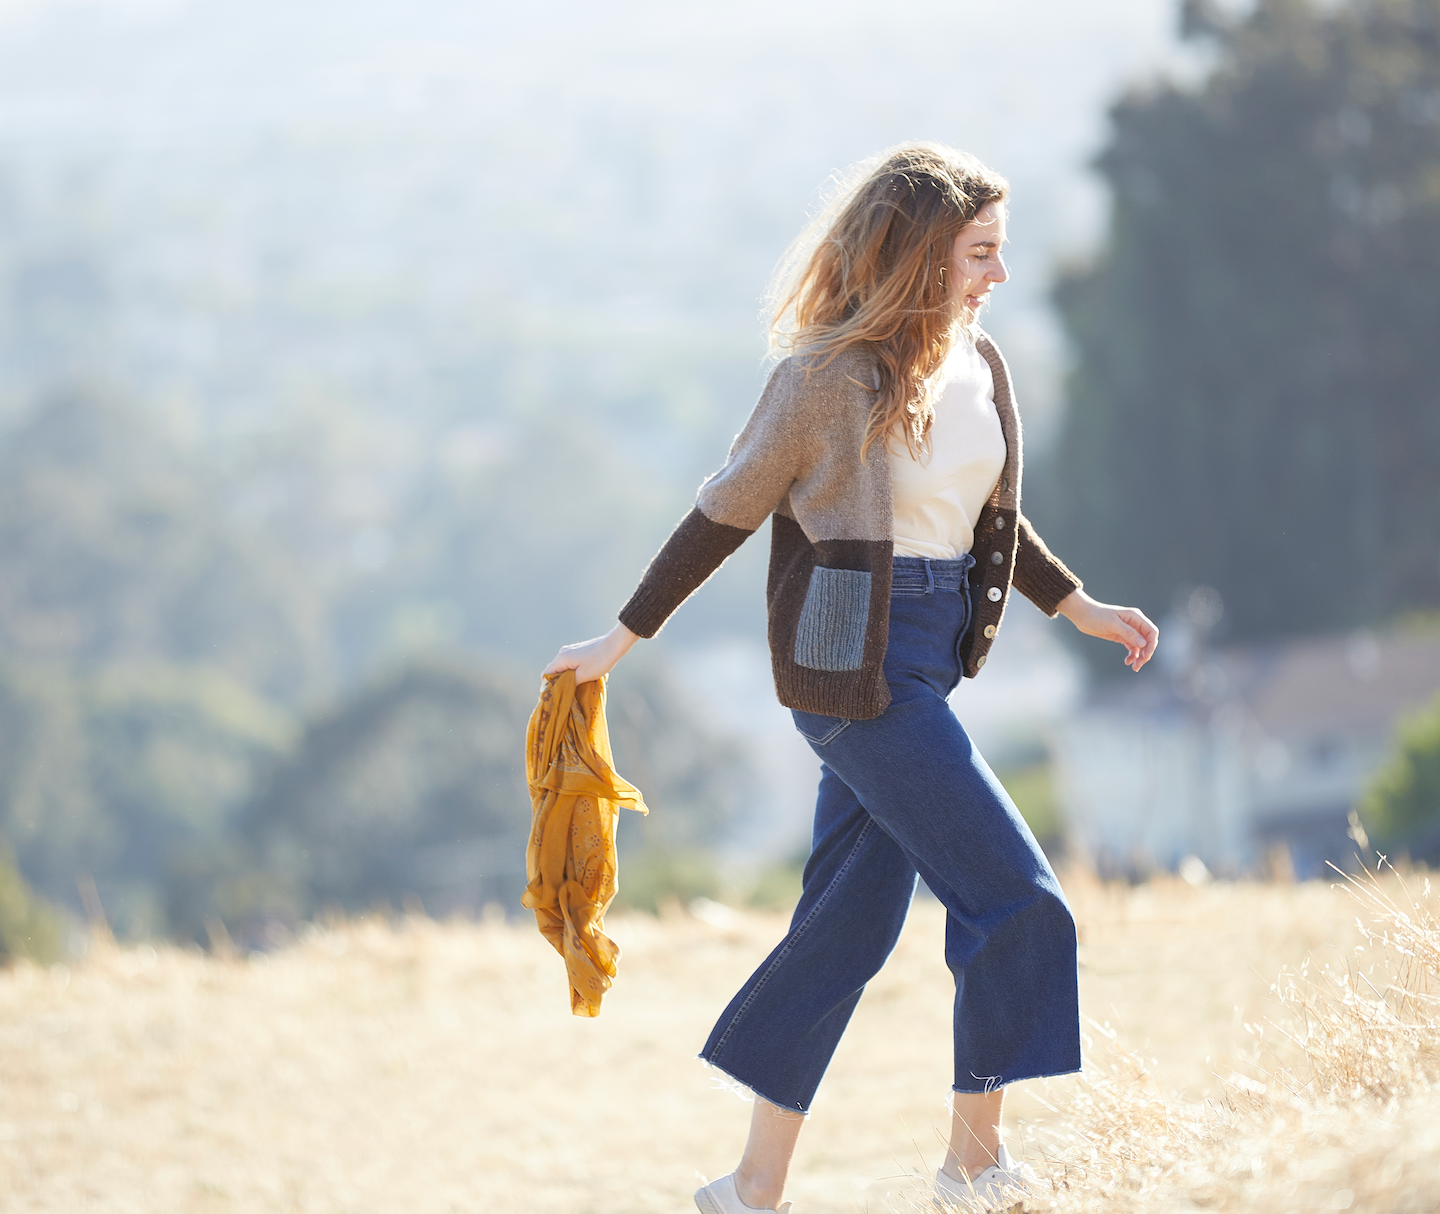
[606,649,754,856]
[0,659,292,937]
[997,762,1064,851]
[167,651,754,944]
[1360,689,1440,847]
[181,657,537,937]
[0,391,326,699]
[328,415,693,675]
[1043,0,1440,654]
[740,862,806,911]
[611,850,805,915]
[0,841,64,964]
[0,374,759,943]
[613,850,723,914]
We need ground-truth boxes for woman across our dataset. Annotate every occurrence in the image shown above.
[545,143,1158,1213]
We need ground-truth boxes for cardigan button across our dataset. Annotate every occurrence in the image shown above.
[983,624,997,639]
[994,516,1007,529]
[987,586,1003,602]
[990,551,1004,565]
[977,655,987,669]
[1001,477,1009,490]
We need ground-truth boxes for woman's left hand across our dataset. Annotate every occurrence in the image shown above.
[1056,589,1159,673]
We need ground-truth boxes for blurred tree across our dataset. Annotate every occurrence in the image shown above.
[327,417,665,673]
[326,399,771,680]
[0,390,326,700]
[606,648,754,857]
[227,657,537,930]
[0,665,98,905]
[1360,688,1440,849]
[1042,0,1440,649]
[0,661,290,937]
[605,648,758,910]
[168,652,754,942]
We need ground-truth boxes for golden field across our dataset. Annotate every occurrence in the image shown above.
[2,869,1438,1213]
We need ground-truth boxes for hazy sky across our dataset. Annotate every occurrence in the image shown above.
[0,0,1204,256]
[0,0,1223,439]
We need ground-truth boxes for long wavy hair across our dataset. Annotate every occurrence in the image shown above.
[768,144,1009,459]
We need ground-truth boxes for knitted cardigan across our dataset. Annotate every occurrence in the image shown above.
[619,334,1082,720]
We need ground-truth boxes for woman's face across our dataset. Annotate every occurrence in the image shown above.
[948,201,1009,321]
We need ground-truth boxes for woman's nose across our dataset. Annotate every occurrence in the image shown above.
[988,255,1010,284]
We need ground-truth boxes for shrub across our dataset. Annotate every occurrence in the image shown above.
[1361,691,1440,845]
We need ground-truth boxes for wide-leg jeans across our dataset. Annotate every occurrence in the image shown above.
[699,555,1081,1113]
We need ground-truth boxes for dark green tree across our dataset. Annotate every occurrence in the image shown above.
[1043,0,1440,645]
[1360,688,1440,845]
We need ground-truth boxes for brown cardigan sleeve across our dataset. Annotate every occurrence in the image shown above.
[1011,512,1082,617]
[617,507,753,638]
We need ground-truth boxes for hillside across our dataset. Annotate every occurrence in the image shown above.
[4,871,1438,1212]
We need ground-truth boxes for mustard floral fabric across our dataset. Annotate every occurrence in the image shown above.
[522,670,647,1016]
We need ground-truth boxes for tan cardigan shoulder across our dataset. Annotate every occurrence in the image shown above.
[698,347,891,540]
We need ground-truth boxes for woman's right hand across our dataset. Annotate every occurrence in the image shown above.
[543,622,640,684]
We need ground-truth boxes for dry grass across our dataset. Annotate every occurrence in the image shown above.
[1013,866,1440,1214]
[0,869,1436,1212]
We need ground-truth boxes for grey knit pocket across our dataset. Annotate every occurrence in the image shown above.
[793,567,871,672]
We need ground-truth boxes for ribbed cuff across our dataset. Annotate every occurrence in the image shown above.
[1014,514,1083,617]
[618,586,675,640]
[1015,563,1082,618]
[617,507,754,639]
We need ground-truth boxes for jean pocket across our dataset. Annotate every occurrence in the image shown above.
[791,709,852,746]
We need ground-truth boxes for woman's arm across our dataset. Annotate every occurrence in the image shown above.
[1056,588,1159,673]
[542,355,832,683]
[1007,512,1158,671]
[1011,514,1083,615]
[543,622,640,684]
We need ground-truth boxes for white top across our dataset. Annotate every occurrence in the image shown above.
[889,336,1007,560]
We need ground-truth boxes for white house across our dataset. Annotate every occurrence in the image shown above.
[1051,628,1440,878]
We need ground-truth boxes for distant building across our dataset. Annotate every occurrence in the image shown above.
[1051,628,1440,879]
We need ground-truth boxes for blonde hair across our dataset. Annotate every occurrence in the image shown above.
[768,143,1009,459]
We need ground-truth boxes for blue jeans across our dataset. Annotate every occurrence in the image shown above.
[700,555,1080,1112]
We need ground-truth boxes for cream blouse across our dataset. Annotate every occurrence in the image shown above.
[889,336,1007,560]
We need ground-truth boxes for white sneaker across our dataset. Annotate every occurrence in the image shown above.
[933,1144,1037,1211]
[694,1172,793,1214]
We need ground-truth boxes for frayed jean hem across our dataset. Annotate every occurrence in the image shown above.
[950,1062,1083,1095]
[697,1056,812,1118]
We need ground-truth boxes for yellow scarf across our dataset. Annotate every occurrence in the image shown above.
[522,670,647,1016]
